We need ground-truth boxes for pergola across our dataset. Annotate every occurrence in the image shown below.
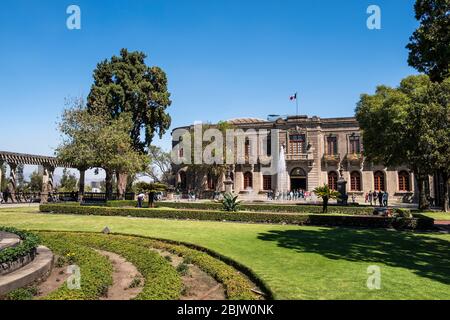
[0,151,86,203]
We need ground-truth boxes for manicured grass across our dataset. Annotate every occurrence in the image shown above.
[1,206,450,299]
[419,211,450,221]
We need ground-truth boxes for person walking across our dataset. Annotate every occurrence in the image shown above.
[378,191,383,207]
[368,191,373,206]
[383,192,389,207]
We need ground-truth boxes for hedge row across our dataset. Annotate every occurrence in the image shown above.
[48,232,182,300]
[0,226,39,266]
[38,232,113,300]
[40,204,434,230]
[38,232,261,300]
[138,238,261,300]
[107,200,375,215]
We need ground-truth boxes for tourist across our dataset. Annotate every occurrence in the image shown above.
[378,191,383,207]
[351,194,356,204]
[372,190,377,205]
[0,190,3,204]
[137,192,145,208]
[383,192,389,207]
[368,191,373,206]
[365,193,368,203]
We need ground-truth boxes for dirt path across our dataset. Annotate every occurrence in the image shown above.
[35,257,70,298]
[151,248,226,300]
[96,250,144,300]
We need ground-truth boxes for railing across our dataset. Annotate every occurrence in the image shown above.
[0,191,136,204]
[285,153,309,161]
[323,153,341,163]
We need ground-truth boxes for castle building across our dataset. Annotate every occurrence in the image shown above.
[172,115,426,204]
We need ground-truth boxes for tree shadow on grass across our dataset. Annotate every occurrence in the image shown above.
[257,228,450,285]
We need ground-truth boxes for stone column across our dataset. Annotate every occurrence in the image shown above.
[8,163,17,202]
[78,168,86,201]
[41,165,55,203]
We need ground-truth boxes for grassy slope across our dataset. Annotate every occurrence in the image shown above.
[1,206,450,300]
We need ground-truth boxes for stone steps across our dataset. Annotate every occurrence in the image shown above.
[0,246,54,296]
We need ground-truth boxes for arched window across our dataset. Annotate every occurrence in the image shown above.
[350,171,361,191]
[244,172,253,189]
[179,171,187,190]
[207,173,215,190]
[398,171,410,191]
[328,171,338,190]
[374,171,385,191]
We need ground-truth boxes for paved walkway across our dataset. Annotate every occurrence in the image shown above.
[0,203,40,208]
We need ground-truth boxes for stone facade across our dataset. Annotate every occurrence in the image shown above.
[172,115,423,204]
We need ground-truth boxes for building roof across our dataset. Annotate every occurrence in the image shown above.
[227,118,268,124]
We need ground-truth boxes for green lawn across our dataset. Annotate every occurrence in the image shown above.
[419,211,450,221]
[1,206,450,300]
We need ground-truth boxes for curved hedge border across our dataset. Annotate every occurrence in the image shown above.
[107,200,375,215]
[59,232,182,300]
[36,231,261,300]
[38,232,113,300]
[129,237,262,300]
[0,226,39,267]
[40,204,434,230]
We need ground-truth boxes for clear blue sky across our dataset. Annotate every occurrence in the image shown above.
[0,0,418,158]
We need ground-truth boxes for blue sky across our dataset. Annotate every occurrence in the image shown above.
[0,0,418,169]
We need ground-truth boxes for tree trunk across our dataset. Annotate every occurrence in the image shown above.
[116,172,127,200]
[105,169,113,200]
[322,196,329,213]
[417,176,430,211]
[442,172,449,213]
[148,191,155,208]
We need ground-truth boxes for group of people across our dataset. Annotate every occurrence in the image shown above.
[266,189,312,201]
[365,190,389,207]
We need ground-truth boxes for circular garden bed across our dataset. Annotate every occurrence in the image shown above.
[3,231,269,300]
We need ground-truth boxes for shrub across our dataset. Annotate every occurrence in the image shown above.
[39,204,434,230]
[222,193,241,212]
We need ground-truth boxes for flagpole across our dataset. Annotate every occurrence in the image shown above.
[296,92,298,115]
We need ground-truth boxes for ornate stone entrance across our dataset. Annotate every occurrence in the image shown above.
[290,167,307,190]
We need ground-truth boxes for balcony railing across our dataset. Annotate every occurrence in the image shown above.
[346,153,363,164]
[323,153,340,164]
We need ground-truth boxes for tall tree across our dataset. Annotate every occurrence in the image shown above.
[144,145,172,184]
[28,171,43,192]
[407,0,450,82]
[356,75,449,211]
[59,168,78,192]
[87,48,171,151]
[57,99,148,199]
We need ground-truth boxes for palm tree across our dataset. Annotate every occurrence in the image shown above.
[313,184,341,213]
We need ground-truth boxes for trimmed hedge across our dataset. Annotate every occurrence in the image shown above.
[62,233,182,300]
[40,204,434,230]
[107,200,375,215]
[38,232,113,300]
[0,226,39,266]
[137,238,261,300]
